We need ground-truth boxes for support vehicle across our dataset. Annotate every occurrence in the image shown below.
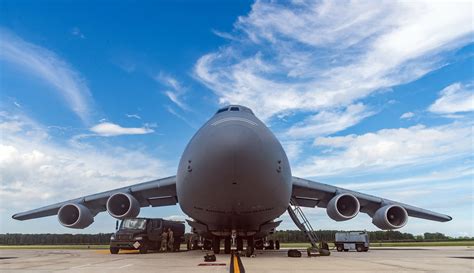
[109,218,185,254]
[335,231,369,252]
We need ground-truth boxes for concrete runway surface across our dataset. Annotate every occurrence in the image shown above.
[0,247,472,273]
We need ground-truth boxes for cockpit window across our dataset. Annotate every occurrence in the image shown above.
[229,106,240,111]
[216,107,228,114]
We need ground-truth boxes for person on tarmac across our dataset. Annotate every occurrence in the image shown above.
[161,230,168,252]
[167,228,174,252]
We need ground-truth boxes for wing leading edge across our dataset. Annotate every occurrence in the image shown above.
[292,176,451,226]
[12,176,177,221]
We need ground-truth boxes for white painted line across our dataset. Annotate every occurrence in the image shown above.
[118,264,133,269]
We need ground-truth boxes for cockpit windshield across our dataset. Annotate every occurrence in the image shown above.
[121,218,147,230]
[215,105,254,115]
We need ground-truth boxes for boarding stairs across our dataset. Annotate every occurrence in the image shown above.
[287,198,320,249]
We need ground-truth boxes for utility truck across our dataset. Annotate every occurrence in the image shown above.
[334,231,369,252]
[109,218,185,254]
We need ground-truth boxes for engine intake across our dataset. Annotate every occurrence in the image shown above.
[58,203,94,229]
[372,205,408,230]
[326,193,360,221]
[106,192,140,219]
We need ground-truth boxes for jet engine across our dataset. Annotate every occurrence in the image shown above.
[106,192,140,219]
[372,204,408,230]
[58,203,94,229]
[326,193,360,221]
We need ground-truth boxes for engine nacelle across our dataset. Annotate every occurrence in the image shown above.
[58,203,94,229]
[326,193,360,221]
[106,192,140,219]
[372,204,408,230]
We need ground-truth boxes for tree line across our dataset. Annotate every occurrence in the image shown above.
[269,230,471,243]
[0,231,470,245]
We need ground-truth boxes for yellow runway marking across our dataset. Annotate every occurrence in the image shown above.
[233,254,240,273]
[230,252,245,273]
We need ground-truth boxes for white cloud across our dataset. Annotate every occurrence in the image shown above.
[0,28,93,123]
[89,122,154,137]
[126,114,141,119]
[294,122,472,177]
[400,112,415,119]
[428,82,474,114]
[286,103,374,138]
[0,112,171,212]
[154,72,189,111]
[195,0,472,127]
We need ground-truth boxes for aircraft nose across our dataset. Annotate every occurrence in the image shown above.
[212,123,261,163]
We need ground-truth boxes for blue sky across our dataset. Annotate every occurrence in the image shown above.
[0,0,472,237]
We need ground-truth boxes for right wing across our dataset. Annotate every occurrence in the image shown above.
[12,176,177,226]
[292,176,451,229]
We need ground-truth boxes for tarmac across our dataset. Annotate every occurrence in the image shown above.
[0,247,472,273]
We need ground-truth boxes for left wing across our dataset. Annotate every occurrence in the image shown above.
[292,176,451,230]
[12,176,177,228]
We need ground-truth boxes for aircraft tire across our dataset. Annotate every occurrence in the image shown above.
[212,237,220,254]
[224,237,231,254]
[237,237,243,251]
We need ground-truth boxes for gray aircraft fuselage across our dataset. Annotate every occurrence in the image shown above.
[176,105,292,237]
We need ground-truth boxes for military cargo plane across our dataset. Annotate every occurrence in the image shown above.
[13,105,451,255]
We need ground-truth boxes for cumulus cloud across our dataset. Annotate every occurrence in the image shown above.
[294,122,472,177]
[0,28,93,123]
[0,111,170,211]
[428,82,474,114]
[90,122,154,137]
[400,112,415,119]
[195,0,472,128]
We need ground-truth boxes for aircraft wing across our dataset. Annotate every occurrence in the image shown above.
[291,176,451,226]
[12,176,177,221]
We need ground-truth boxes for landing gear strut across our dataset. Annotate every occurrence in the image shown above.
[212,236,220,254]
[246,237,254,257]
[224,237,231,254]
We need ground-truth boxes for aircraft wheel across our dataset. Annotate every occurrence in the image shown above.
[255,240,264,250]
[237,237,243,251]
[246,237,254,257]
[266,240,274,250]
[224,237,231,254]
[212,237,221,254]
[110,247,119,254]
[192,240,200,250]
[204,240,212,250]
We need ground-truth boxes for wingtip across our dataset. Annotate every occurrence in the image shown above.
[12,213,22,220]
